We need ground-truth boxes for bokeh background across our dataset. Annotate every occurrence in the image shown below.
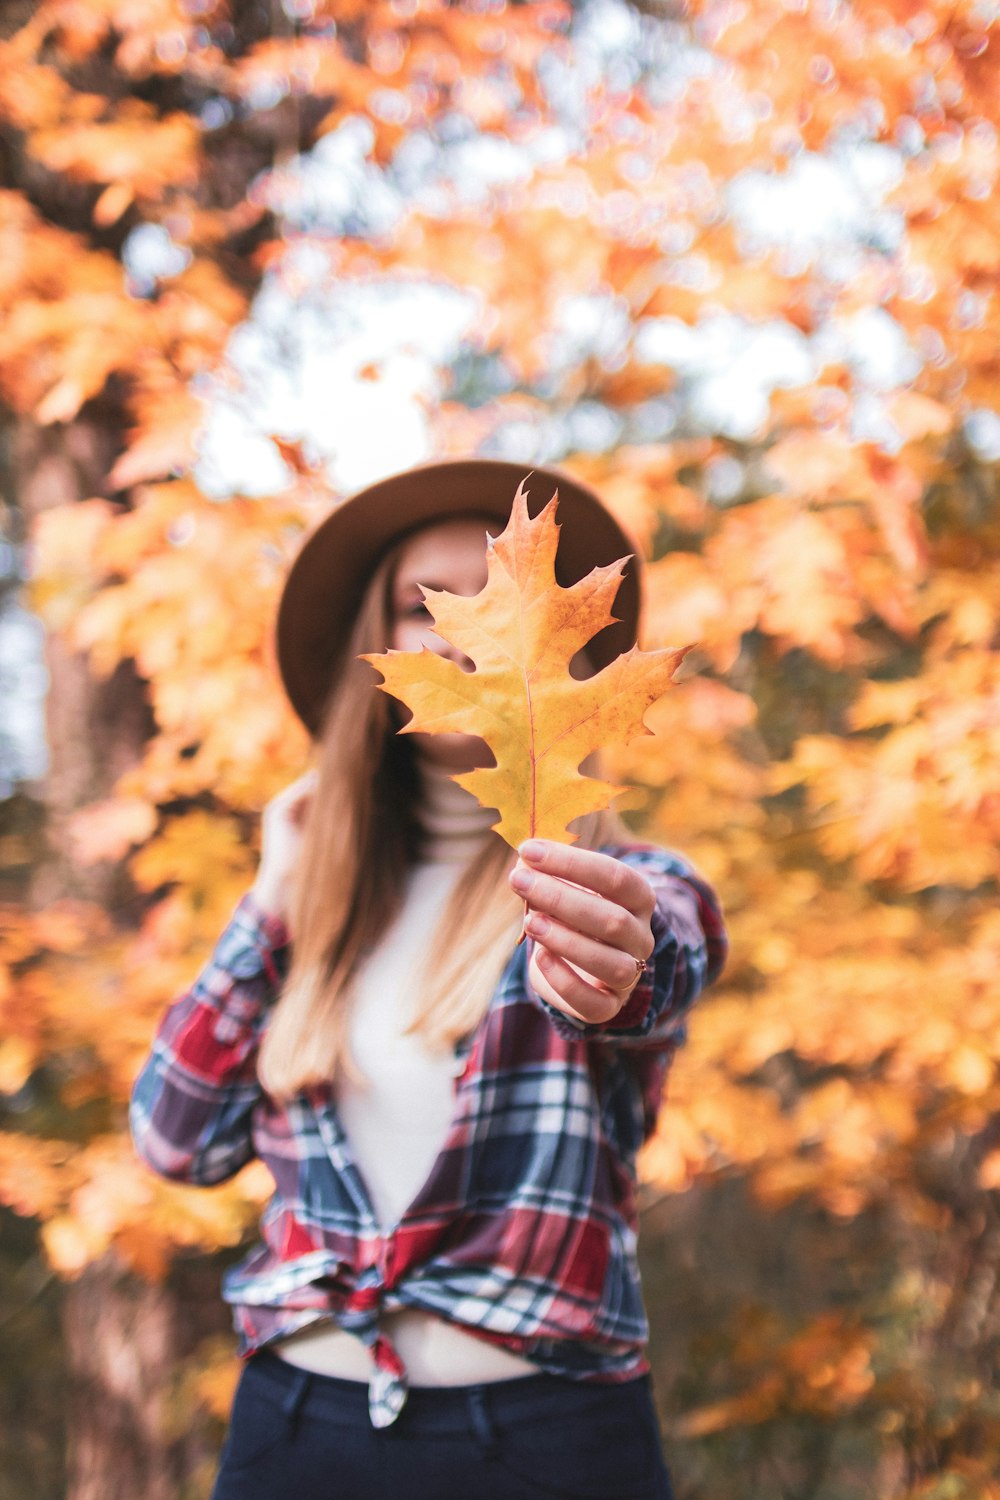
[2,2,999,1496]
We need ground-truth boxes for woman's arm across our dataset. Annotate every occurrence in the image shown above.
[130,773,313,1183]
[129,894,289,1184]
[510,839,727,1050]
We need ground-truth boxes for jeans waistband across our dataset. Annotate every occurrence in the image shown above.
[249,1349,646,1435]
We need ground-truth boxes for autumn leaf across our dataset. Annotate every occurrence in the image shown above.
[66,795,158,866]
[363,481,689,849]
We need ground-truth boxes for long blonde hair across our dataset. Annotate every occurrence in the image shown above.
[258,537,628,1098]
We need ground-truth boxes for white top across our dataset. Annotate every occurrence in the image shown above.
[276,761,537,1385]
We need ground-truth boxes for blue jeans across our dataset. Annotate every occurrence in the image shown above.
[211,1350,676,1500]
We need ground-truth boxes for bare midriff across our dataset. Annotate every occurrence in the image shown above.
[274,1309,538,1384]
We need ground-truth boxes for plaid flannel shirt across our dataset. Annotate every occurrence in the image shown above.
[130,842,726,1427]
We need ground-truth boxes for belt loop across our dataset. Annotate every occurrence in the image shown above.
[280,1366,312,1425]
[466,1386,499,1457]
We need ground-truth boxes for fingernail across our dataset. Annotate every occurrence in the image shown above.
[519,840,544,862]
[526,912,548,936]
[510,865,533,894]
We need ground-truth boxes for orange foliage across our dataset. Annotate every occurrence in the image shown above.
[3,0,1000,1488]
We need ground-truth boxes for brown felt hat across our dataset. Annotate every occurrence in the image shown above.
[276,457,642,737]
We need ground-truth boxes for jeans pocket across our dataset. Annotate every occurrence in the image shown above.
[216,1364,293,1476]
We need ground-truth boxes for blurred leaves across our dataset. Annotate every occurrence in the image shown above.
[2,0,1000,1495]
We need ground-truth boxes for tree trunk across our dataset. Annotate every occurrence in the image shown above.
[17,414,225,1499]
[16,415,153,910]
[63,1253,231,1500]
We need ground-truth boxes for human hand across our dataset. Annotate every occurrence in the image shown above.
[249,769,318,926]
[508,840,656,1026]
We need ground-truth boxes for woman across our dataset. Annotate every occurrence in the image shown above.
[130,458,727,1500]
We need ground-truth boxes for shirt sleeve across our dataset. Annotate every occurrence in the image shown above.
[526,844,727,1051]
[129,893,289,1185]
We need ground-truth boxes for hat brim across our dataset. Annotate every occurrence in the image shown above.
[276,458,641,737]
